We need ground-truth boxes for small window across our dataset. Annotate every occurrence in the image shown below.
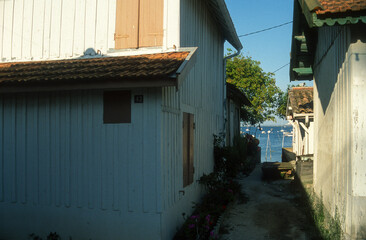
[183,112,194,187]
[103,91,131,123]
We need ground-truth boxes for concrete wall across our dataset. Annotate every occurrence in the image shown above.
[313,24,366,239]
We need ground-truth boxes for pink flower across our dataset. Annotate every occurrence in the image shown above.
[188,224,195,229]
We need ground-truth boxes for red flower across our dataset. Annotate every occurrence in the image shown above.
[222,205,226,210]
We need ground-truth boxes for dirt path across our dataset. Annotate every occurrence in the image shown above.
[219,164,321,240]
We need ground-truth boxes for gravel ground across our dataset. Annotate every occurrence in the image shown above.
[219,164,322,240]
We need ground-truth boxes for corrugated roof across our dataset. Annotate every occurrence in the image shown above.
[0,51,193,92]
[288,87,314,114]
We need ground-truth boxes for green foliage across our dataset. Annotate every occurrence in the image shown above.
[310,193,343,240]
[175,135,250,240]
[276,90,288,119]
[214,135,249,178]
[226,49,284,124]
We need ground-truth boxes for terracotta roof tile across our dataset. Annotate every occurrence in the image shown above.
[0,52,190,85]
[315,0,366,15]
[288,87,314,114]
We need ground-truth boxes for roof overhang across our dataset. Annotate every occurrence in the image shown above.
[290,0,317,81]
[0,49,197,93]
[290,0,366,81]
[206,0,243,51]
[226,83,252,107]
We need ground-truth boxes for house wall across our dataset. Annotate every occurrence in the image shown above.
[0,0,180,62]
[160,0,225,239]
[313,24,366,239]
[0,89,163,240]
[226,99,240,146]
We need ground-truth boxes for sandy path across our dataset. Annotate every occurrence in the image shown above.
[219,164,320,240]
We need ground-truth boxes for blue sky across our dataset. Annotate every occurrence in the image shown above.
[224,0,311,125]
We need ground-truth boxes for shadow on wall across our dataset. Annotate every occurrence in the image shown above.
[316,24,366,115]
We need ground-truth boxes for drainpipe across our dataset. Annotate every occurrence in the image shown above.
[223,49,241,146]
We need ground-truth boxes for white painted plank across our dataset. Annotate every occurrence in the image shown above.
[11,0,24,59]
[0,1,5,59]
[26,95,38,205]
[49,0,62,58]
[31,0,45,58]
[21,0,33,59]
[38,95,51,205]
[117,125,129,212]
[143,89,157,212]
[60,0,75,57]
[0,97,3,202]
[113,125,120,211]
[75,94,83,208]
[3,97,16,203]
[107,0,116,49]
[85,93,93,209]
[95,0,108,53]
[69,93,78,207]
[91,92,102,209]
[128,90,143,212]
[73,0,86,55]
[2,0,13,60]
[62,94,71,207]
[42,0,52,59]
[84,0,97,51]
[50,93,61,207]
[15,96,26,204]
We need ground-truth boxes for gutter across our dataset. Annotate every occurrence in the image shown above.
[223,48,242,145]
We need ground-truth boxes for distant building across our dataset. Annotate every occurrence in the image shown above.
[226,83,252,146]
[286,87,314,158]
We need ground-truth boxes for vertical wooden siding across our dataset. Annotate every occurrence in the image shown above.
[160,0,224,214]
[0,89,161,214]
[0,0,116,61]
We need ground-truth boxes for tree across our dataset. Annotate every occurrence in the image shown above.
[226,50,283,124]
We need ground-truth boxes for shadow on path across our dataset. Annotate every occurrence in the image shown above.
[219,164,322,240]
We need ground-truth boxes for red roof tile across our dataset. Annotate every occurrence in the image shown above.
[288,87,314,114]
[315,0,366,15]
[0,52,190,86]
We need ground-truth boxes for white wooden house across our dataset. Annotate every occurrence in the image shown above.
[0,0,242,239]
[290,0,366,238]
[286,87,314,158]
[226,83,251,146]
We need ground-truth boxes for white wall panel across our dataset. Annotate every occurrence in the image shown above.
[313,25,366,238]
[0,0,116,61]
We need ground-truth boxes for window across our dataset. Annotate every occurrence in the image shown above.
[115,0,164,49]
[183,112,194,187]
[103,91,131,123]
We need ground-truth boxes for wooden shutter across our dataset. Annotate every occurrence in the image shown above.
[183,112,194,187]
[103,91,131,123]
[115,0,139,49]
[139,0,164,47]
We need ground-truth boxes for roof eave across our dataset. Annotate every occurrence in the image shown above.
[207,0,243,51]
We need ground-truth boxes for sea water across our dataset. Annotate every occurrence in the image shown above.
[241,125,293,163]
